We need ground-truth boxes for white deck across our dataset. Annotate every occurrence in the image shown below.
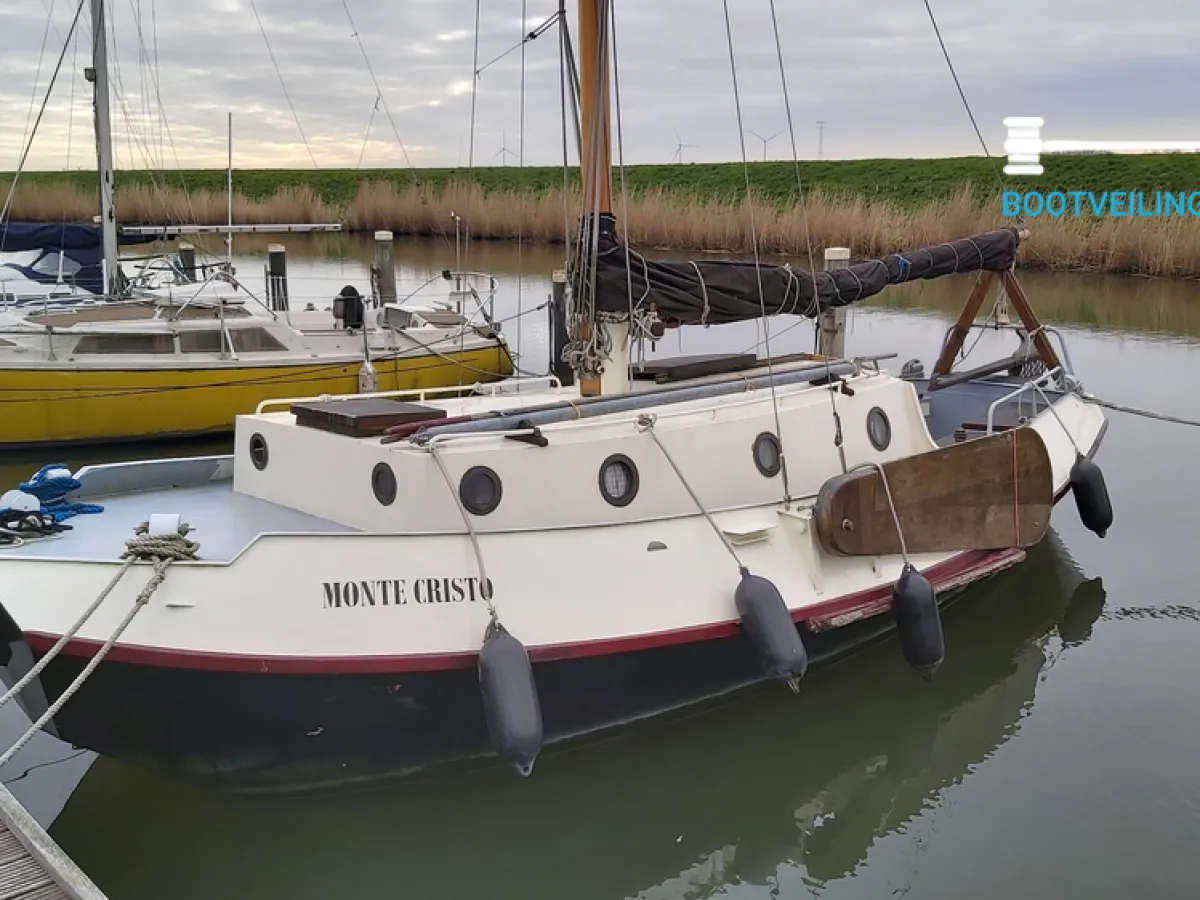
[3,481,354,563]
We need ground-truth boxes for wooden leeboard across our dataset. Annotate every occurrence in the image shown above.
[814,427,1053,556]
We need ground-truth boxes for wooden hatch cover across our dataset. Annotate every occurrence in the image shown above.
[813,426,1053,556]
[290,398,447,437]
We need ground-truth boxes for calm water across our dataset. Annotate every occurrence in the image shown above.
[4,234,1200,899]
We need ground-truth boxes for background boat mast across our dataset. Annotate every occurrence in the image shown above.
[89,0,121,298]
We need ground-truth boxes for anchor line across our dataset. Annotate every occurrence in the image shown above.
[1077,392,1200,429]
[0,521,198,770]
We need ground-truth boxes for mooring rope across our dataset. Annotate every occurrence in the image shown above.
[0,521,198,769]
[1077,392,1200,429]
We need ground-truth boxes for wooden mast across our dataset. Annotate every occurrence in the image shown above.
[574,0,616,397]
[578,0,612,219]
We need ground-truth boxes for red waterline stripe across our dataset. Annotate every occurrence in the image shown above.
[22,548,1022,676]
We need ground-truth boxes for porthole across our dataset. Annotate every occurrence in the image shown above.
[249,433,269,470]
[867,407,891,452]
[459,466,502,516]
[372,462,397,506]
[598,453,639,507]
[752,431,782,478]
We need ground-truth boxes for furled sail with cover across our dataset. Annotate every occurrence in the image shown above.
[592,226,1022,327]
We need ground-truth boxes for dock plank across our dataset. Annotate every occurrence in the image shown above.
[0,787,103,900]
[0,825,64,900]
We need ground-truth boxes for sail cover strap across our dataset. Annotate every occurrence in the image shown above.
[591,226,1022,327]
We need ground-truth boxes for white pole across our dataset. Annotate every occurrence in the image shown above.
[89,0,120,297]
[226,111,233,268]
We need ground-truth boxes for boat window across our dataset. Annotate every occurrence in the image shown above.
[178,329,227,353]
[30,251,82,278]
[229,327,287,352]
[73,333,175,355]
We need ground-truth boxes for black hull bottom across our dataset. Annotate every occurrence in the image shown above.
[0,579,992,795]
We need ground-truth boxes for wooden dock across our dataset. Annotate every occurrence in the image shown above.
[0,783,105,899]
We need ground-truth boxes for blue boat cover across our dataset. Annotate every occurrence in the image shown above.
[0,220,161,297]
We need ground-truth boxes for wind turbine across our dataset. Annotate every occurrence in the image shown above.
[493,129,518,166]
[749,129,783,161]
[671,127,698,163]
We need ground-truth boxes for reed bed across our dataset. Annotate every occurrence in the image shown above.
[7,177,1200,279]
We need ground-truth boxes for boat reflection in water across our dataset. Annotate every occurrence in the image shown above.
[48,528,1105,900]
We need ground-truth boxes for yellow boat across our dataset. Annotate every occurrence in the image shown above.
[0,293,514,448]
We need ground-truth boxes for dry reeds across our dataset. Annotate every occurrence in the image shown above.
[7,177,1200,278]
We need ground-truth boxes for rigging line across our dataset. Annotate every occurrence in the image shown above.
[151,0,162,169]
[0,0,87,233]
[356,95,380,169]
[468,0,481,169]
[340,0,416,172]
[516,0,528,382]
[609,0,637,382]
[720,0,792,503]
[248,0,319,168]
[557,0,572,272]
[766,0,820,304]
[475,11,560,78]
[921,0,992,161]
[15,0,56,180]
[121,3,198,223]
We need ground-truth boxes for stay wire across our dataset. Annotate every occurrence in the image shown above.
[516,0,528,384]
[720,0,792,503]
[248,0,319,168]
[0,0,87,235]
[766,0,845,475]
[341,0,416,172]
[609,0,637,382]
[468,0,481,169]
[476,11,559,78]
[921,0,1015,220]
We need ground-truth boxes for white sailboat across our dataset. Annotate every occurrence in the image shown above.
[0,0,1112,793]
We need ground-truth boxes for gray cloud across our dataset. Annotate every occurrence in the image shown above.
[1,0,1198,171]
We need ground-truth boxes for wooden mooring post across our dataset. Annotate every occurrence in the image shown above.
[266,243,288,311]
[373,231,397,306]
[0,782,106,898]
[818,247,850,358]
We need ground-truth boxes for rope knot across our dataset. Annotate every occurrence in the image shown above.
[121,521,201,563]
[635,413,657,432]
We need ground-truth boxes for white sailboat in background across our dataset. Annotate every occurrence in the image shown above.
[0,0,1113,793]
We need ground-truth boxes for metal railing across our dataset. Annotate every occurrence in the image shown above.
[985,366,1063,434]
[253,374,563,414]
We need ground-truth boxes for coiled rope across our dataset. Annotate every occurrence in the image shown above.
[0,521,199,769]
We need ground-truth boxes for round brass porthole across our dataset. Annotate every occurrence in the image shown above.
[459,466,502,516]
[867,407,891,452]
[752,432,782,477]
[372,462,397,506]
[249,433,269,471]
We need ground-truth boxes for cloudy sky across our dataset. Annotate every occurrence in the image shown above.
[2,0,1199,172]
